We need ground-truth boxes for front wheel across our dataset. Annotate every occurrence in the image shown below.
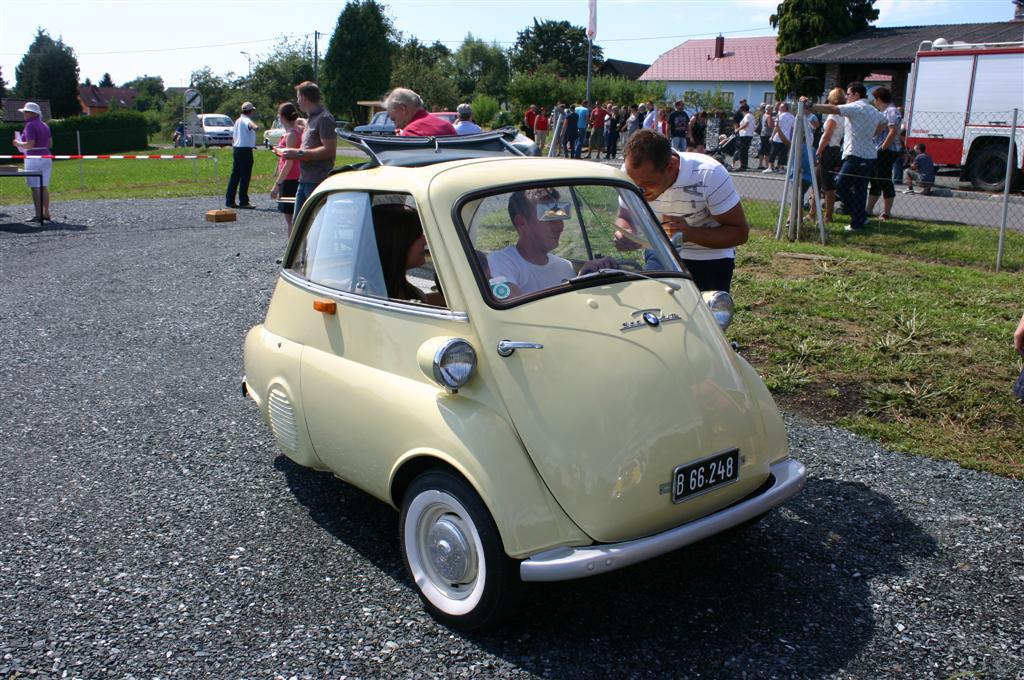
[400,470,521,631]
[969,143,1020,192]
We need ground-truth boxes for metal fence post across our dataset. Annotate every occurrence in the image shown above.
[548,113,563,158]
[76,130,84,190]
[996,107,1019,272]
[788,102,805,241]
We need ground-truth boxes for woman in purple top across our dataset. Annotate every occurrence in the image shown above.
[12,102,52,223]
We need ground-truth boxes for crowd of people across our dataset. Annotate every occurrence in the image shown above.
[515,99,730,160]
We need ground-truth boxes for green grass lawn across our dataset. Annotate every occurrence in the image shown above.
[0,147,361,204]
[734,205,1023,478]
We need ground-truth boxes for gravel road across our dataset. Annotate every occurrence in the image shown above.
[1,198,1021,679]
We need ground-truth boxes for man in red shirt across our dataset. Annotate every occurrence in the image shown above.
[523,104,537,139]
[587,103,609,159]
[385,88,457,137]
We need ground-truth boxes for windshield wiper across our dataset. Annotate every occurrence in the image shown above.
[564,268,684,291]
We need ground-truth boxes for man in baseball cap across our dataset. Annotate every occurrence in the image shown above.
[226,102,259,208]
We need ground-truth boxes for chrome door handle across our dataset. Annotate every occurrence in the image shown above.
[497,340,544,357]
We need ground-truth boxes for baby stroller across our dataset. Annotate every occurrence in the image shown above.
[709,133,738,167]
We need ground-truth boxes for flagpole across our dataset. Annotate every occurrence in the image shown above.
[586,39,593,105]
[586,0,596,104]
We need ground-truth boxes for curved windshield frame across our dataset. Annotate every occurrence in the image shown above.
[454,181,687,308]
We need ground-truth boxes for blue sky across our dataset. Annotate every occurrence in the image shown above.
[1,0,1020,89]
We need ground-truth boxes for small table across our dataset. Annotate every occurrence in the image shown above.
[0,167,44,221]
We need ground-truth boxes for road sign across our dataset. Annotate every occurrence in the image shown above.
[184,88,202,109]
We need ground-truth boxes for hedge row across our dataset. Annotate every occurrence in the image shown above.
[0,110,149,157]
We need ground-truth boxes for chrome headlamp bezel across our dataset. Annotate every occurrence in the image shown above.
[432,338,477,392]
[702,290,735,331]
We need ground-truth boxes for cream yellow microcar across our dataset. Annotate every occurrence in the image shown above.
[243,130,806,630]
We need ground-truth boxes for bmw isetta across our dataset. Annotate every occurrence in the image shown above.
[243,129,806,630]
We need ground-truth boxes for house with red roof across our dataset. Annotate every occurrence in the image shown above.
[640,35,891,107]
[78,85,138,115]
[640,36,781,107]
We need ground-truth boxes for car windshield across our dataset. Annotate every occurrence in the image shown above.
[205,116,232,127]
[457,183,685,305]
[371,111,391,125]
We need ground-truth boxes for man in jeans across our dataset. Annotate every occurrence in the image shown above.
[226,102,259,209]
[866,86,902,220]
[802,82,885,231]
[277,81,337,216]
[667,100,690,152]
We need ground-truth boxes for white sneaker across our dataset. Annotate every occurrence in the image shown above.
[901,187,915,194]
[762,167,773,174]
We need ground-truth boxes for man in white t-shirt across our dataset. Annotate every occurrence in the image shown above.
[226,101,259,208]
[801,81,886,231]
[616,129,749,292]
[735,103,755,170]
[488,187,613,298]
[764,101,795,174]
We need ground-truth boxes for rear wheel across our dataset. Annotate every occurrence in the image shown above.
[399,470,521,631]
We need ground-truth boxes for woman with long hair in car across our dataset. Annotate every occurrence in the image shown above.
[372,203,445,306]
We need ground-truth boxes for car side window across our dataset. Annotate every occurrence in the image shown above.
[288,191,388,298]
[288,192,447,308]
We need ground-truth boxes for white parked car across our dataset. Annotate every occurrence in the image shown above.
[189,114,234,147]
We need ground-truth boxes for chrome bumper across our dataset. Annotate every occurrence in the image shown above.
[519,458,806,582]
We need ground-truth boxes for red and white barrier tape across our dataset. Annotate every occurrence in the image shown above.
[0,154,211,160]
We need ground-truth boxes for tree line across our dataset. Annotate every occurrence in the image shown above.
[2,0,880,135]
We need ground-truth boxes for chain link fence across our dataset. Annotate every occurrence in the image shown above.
[707,108,1023,270]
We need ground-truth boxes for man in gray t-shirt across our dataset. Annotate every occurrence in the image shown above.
[277,80,337,216]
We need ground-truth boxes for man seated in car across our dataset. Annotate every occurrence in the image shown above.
[487,187,613,298]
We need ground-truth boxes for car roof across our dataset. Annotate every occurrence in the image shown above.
[316,155,632,200]
[335,128,537,170]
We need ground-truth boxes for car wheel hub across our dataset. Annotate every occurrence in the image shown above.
[427,516,475,583]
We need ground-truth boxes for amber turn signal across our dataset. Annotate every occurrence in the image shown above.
[313,299,337,315]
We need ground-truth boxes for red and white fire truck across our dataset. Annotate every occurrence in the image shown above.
[905,38,1024,192]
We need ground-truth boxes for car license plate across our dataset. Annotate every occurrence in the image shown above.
[672,448,739,503]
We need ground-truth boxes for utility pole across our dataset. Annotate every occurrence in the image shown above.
[313,31,319,83]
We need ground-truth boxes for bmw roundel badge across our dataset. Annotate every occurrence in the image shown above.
[642,311,661,327]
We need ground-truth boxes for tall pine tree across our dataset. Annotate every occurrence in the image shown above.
[15,29,81,117]
[322,0,396,121]
[771,0,878,98]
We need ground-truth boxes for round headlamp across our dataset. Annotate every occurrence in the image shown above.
[431,339,477,392]
[702,290,735,331]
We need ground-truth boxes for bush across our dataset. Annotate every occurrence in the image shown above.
[491,110,516,129]
[0,110,150,157]
[470,94,499,129]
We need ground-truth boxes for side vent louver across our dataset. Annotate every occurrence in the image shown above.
[268,388,299,454]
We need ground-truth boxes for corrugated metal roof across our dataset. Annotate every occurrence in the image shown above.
[599,59,651,80]
[640,37,779,82]
[781,22,1024,65]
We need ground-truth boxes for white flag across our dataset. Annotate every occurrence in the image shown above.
[587,0,597,40]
